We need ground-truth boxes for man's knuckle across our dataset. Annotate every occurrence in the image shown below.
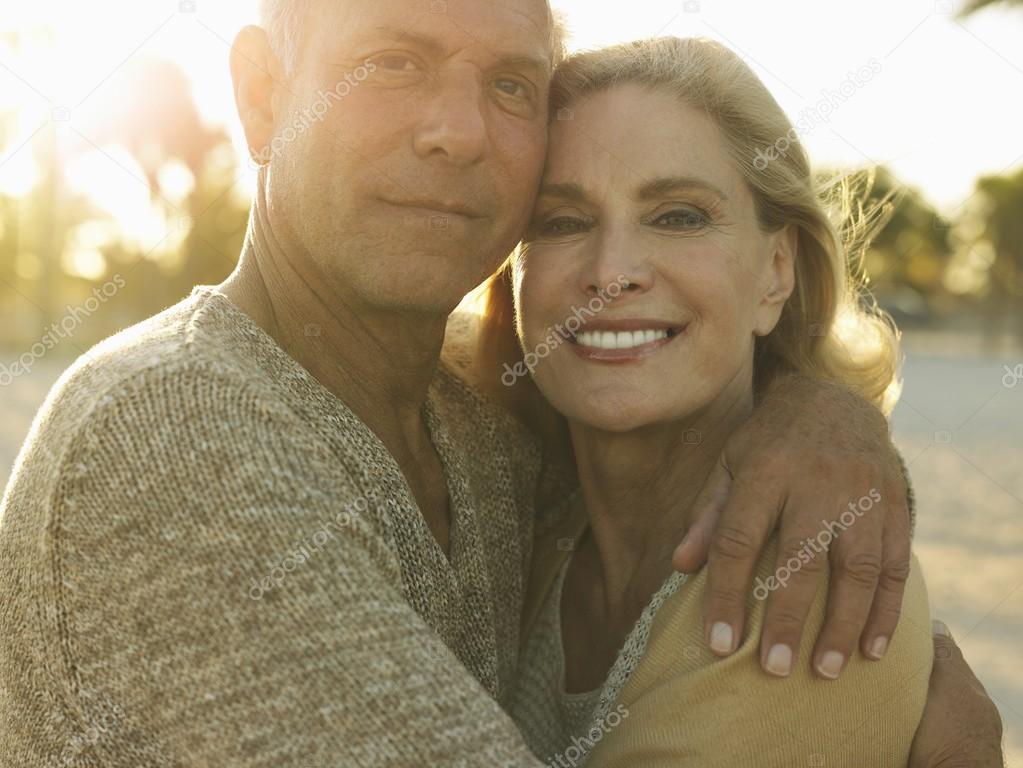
[705,584,742,606]
[881,556,912,585]
[835,552,883,585]
[711,525,758,560]
[823,614,864,640]
[766,604,808,631]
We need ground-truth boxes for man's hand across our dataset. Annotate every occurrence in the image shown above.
[909,621,1004,768]
[672,374,911,679]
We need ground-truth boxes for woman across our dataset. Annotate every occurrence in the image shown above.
[478,37,933,766]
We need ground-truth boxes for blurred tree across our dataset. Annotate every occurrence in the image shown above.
[960,0,1023,16]
[1,56,249,350]
[955,169,1023,340]
[817,166,954,326]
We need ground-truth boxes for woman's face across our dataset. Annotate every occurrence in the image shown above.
[513,83,795,432]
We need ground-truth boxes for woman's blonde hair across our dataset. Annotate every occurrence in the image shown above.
[474,36,901,449]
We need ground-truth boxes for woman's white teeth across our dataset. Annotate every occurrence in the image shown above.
[575,328,670,349]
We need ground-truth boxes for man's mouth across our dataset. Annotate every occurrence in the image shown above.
[380,196,484,219]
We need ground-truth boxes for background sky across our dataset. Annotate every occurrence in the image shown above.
[2,0,1021,212]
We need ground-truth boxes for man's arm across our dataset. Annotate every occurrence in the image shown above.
[45,368,544,766]
[909,621,1005,768]
[674,374,913,680]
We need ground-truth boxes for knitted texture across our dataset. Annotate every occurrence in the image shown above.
[0,288,550,767]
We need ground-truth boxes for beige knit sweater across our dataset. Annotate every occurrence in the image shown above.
[0,287,552,766]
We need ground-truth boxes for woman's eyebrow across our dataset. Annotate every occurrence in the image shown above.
[636,176,729,202]
[536,182,594,205]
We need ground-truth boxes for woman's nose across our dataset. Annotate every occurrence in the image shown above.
[579,224,654,297]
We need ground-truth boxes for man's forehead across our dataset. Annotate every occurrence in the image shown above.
[330,0,552,58]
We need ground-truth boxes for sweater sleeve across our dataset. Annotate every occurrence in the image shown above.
[47,367,544,767]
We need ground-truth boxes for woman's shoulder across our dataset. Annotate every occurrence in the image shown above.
[586,540,932,768]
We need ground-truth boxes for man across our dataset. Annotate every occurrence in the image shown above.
[0,0,1003,765]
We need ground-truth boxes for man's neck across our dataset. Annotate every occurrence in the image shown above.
[219,196,449,455]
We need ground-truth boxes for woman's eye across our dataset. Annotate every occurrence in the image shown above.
[653,208,708,229]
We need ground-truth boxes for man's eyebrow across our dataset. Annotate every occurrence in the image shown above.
[367,25,549,75]
[636,176,730,202]
[367,25,446,53]
[492,53,551,77]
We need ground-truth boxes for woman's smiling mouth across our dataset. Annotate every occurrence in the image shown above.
[569,320,686,362]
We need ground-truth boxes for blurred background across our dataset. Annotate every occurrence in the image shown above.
[1,0,1021,761]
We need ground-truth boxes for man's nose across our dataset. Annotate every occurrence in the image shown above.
[412,69,489,167]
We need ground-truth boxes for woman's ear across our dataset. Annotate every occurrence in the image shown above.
[230,25,285,167]
[753,224,797,337]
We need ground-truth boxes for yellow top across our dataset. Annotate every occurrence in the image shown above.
[519,499,933,768]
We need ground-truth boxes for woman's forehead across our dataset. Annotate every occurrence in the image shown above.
[543,88,741,203]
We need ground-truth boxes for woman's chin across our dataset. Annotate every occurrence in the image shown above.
[558,397,678,435]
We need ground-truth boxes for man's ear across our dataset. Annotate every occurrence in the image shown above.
[230,25,286,166]
[753,224,797,337]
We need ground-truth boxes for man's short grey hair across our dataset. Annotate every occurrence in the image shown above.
[259,0,568,76]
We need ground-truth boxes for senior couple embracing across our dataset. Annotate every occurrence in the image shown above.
[0,0,1003,765]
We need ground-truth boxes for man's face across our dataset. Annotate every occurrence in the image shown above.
[267,0,552,315]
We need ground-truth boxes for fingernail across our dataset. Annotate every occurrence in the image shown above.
[765,644,792,676]
[868,636,888,659]
[816,650,845,679]
[709,622,734,654]
[932,619,952,639]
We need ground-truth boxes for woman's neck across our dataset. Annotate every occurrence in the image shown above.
[568,382,754,628]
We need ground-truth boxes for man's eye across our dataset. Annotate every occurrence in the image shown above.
[375,55,419,72]
[653,208,708,229]
[494,78,528,98]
